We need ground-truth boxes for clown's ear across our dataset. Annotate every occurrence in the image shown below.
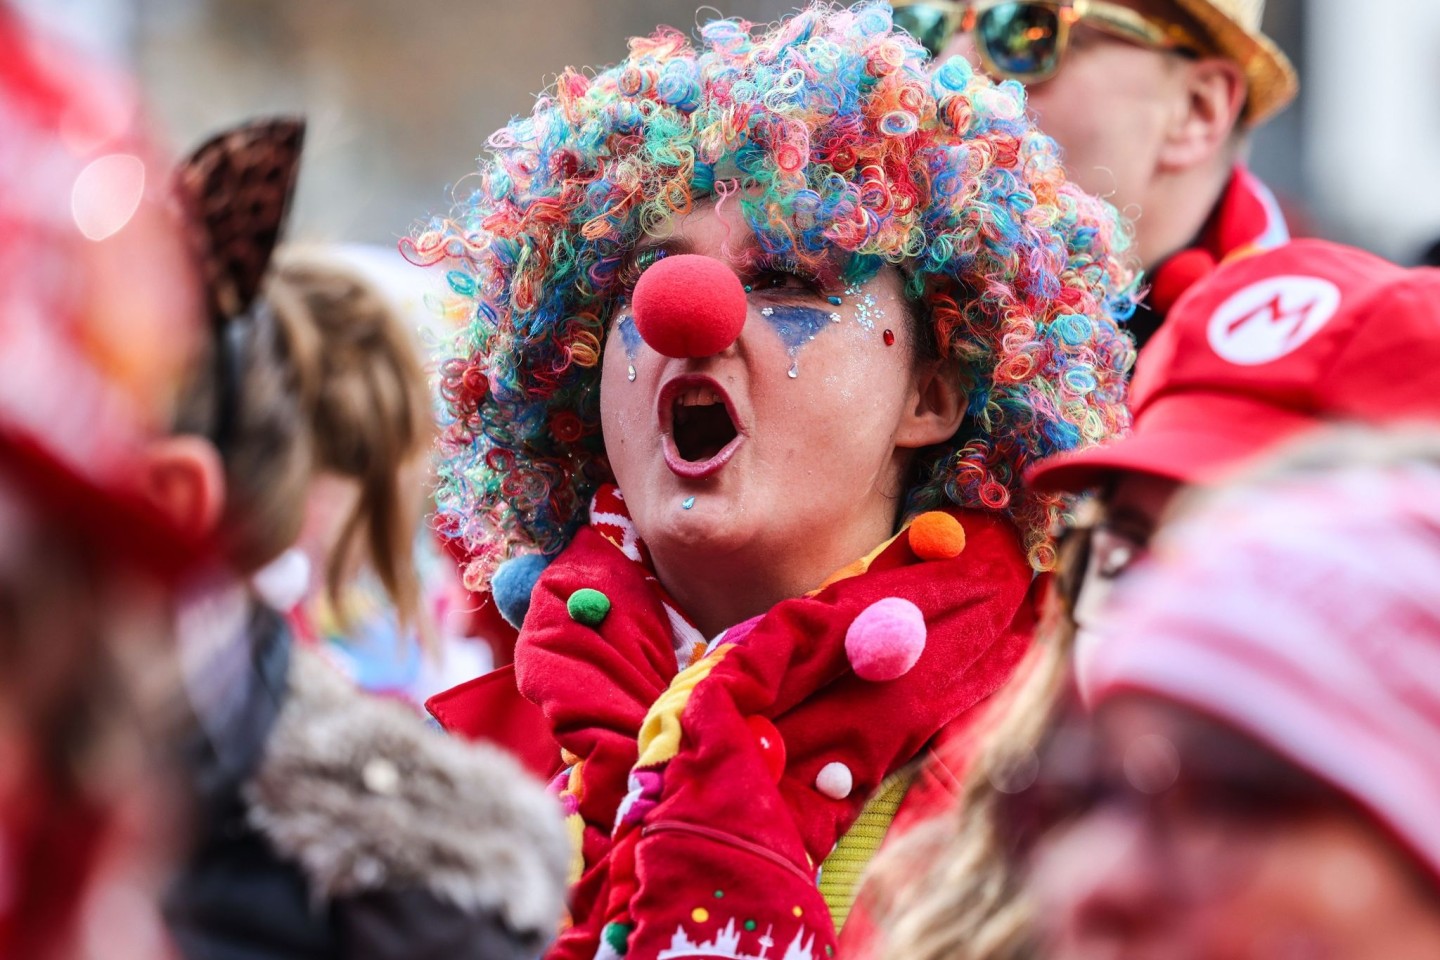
[895,357,967,450]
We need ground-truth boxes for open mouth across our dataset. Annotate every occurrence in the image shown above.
[673,387,737,460]
[660,376,743,479]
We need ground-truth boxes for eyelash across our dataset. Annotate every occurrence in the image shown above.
[614,252,824,304]
[616,248,668,294]
[750,262,823,295]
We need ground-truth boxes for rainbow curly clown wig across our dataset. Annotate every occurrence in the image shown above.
[410,1,1137,587]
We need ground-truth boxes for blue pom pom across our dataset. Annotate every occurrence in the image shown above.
[492,553,552,629]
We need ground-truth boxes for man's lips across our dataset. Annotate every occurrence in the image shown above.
[658,374,745,480]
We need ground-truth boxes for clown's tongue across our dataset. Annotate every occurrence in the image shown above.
[672,388,737,462]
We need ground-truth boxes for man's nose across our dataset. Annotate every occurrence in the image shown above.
[1034,808,1172,951]
[937,30,982,73]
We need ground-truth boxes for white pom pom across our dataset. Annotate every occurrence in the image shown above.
[815,761,854,800]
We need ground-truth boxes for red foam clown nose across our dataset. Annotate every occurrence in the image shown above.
[631,253,748,358]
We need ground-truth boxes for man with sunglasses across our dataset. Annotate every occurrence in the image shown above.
[894,0,1296,349]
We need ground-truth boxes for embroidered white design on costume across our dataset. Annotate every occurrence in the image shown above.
[590,509,644,561]
[656,918,821,960]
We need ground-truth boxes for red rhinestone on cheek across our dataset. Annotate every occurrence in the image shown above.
[882,329,895,346]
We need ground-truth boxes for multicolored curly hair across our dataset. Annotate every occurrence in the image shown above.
[409,1,1137,589]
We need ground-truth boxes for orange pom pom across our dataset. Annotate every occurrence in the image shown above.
[909,511,966,561]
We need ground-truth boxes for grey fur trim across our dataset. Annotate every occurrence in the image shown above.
[244,648,569,937]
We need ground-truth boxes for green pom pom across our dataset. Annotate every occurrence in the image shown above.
[567,587,612,626]
[602,921,632,955]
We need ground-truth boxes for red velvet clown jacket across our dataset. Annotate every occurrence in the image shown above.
[430,486,1036,960]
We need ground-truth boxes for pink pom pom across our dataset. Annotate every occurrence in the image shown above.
[632,253,747,358]
[845,597,927,681]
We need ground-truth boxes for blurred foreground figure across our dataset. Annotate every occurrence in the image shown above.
[878,244,1440,960]
[1016,431,1440,959]
[0,7,204,958]
[159,120,568,960]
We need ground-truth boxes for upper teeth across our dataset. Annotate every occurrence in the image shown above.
[677,386,722,407]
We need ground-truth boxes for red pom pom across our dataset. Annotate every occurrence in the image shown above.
[1149,248,1217,317]
[631,254,747,358]
[745,715,787,783]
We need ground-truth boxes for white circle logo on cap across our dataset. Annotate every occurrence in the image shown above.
[1207,275,1342,365]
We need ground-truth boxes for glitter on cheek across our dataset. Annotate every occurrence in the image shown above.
[842,283,884,332]
[761,304,838,379]
[618,314,642,358]
[618,313,642,381]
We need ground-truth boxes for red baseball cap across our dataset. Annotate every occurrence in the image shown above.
[1028,240,1440,493]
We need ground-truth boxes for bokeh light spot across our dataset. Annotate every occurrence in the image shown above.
[71,154,146,241]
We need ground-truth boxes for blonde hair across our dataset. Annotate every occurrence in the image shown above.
[875,500,1097,960]
[268,250,434,625]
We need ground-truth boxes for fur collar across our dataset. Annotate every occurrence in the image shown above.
[244,645,569,939]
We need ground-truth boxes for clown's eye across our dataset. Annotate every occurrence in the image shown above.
[750,265,821,295]
[616,247,669,294]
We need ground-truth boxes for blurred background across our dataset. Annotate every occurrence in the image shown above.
[19,0,1440,265]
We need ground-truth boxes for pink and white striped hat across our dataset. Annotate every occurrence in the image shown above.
[1085,458,1440,882]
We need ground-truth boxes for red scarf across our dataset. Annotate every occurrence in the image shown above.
[517,486,1036,959]
[1138,165,1290,349]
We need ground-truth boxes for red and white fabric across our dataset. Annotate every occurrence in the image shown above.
[1085,462,1440,883]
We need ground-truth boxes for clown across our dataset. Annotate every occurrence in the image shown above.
[415,4,1136,958]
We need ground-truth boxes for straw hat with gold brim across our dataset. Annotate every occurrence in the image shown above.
[1172,0,1297,126]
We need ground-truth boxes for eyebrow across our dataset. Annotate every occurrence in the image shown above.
[631,233,848,290]
[1101,504,1157,544]
[633,232,766,264]
[634,236,692,258]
